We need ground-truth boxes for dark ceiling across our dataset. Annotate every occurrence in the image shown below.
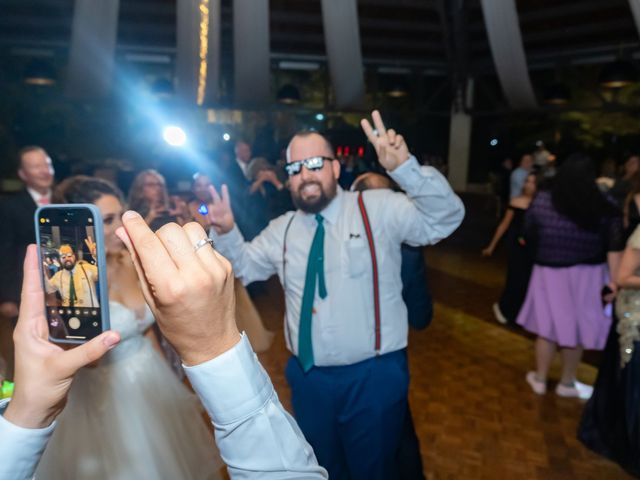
[1,0,639,109]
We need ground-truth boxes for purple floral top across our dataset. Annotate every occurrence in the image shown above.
[524,190,624,267]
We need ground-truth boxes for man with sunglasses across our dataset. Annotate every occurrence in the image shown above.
[207,110,464,479]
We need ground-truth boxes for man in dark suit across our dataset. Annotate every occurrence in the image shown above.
[0,146,54,380]
[223,140,270,241]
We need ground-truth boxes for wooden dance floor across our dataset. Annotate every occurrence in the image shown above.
[252,243,632,480]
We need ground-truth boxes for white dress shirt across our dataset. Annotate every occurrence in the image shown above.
[26,188,51,206]
[211,156,465,366]
[236,158,251,180]
[0,334,327,480]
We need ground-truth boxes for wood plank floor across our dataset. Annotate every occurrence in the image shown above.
[251,244,632,480]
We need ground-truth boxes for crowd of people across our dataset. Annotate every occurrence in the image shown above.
[0,111,449,480]
[484,149,640,476]
[0,109,639,479]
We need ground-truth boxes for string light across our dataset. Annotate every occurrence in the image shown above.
[197,0,210,106]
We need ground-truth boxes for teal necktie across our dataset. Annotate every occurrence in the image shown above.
[298,214,328,372]
[69,271,77,307]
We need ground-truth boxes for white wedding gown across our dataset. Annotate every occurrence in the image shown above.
[35,302,224,479]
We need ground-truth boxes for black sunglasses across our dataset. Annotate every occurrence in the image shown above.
[284,156,334,177]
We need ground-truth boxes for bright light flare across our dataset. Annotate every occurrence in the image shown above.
[163,126,187,147]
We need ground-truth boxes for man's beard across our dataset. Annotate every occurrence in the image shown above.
[62,261,75,270]
[291,180,336,214]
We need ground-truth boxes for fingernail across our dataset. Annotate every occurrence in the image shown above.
[103,333,119,349]
[122,210,140,220]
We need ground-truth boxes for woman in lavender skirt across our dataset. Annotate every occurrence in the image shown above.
[517,154,624,399]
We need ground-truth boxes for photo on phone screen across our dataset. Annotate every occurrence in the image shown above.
[36,205,108,343]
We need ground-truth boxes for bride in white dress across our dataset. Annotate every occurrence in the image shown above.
[36,176,223,479]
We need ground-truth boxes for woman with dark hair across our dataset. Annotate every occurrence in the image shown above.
[36,176,223,479]
[482,172,537,324]
[517,154,624,399]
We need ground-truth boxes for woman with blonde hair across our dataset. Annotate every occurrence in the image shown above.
[128,169,190,230]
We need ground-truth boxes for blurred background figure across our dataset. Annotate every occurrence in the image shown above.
[510,153,533,199]
[610,154,640,207]
[578,223,640,477]
[483,173,537,325]
[128,169,189,231]
[188,172,214,229]
[596,157,617,193]
[517,154,624,400]
[622,166,640,239]
[533,141,551,169]
[494,157,514,216]
[0,146,54,381]
[247,156,293,220]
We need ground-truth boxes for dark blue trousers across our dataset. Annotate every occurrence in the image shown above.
[285,349,409,480]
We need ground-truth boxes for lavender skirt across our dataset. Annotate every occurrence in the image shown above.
[516,264,611,350]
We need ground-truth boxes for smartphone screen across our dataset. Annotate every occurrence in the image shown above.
[36,206,108,343]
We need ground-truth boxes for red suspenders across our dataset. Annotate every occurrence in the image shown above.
[357,192,381,353]
[282,194,382,354]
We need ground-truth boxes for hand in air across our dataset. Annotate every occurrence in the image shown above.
[206,185,235,234]
[360,110,411,172]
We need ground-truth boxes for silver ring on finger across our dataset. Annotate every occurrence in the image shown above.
[194,238,215,252]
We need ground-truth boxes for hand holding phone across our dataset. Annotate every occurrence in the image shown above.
[35,204,110,344]
[4,245,119,429]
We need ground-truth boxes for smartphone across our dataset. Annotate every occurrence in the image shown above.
[35,204,110,344]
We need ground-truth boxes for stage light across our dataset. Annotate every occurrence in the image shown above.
[163,126,187,147]
[490,139,498,146]
[223,133,231,141]
[315,113,325,121]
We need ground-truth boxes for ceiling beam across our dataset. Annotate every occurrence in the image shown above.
[271,11,441,34]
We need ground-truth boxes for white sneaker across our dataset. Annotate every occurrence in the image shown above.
[526,371,547,395]
[555,380,593,400]
[492,303,508,325]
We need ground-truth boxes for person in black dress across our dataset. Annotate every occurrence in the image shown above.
[482,173,537,324]
[578,174,640,477]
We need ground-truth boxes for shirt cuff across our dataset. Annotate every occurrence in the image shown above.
[0,399,56,475]
[183,333,273,426]
[209,224,244,258]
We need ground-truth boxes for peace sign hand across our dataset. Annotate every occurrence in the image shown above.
[207,184,235,234]
[360,110,411,172]
[84,236,97,258]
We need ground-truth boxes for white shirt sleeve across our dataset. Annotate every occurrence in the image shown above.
[0,399,56,480]
[210,214,292,287]
[383,156,465,246]
[184,334,327,479]
[43,272,57,295]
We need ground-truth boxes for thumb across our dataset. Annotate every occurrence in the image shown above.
[18,245,46,328]
[56,331,121,376]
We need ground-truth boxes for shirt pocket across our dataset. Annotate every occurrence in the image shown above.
[343,236,370,277]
